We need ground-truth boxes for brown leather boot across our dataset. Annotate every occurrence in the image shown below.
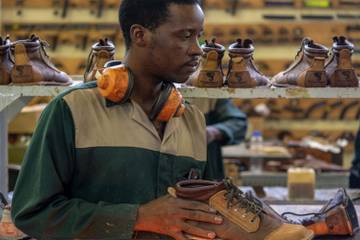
[226,39,270,88]
[11,34,72,85]
[195,39,225,88]
[84,38,115,83]
[0,36,14,85]
[170,179,314,240]
[272,38,328,87]
[283,188,359,237]
[325,36,359,87]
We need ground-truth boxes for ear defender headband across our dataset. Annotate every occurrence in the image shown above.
[96,62,186,122]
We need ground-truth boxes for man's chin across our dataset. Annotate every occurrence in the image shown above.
[167,74,192,84]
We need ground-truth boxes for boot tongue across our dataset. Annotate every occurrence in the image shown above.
[92,38,115,52]
[201,38,225,55]
[29,34,40,42]
[304,39,328,57]
[0,36,11,47]
[333,36,354,53]
[5,36,10,45]
[228,38,254,57]
[243,39,253,48]
[0,36,11,50]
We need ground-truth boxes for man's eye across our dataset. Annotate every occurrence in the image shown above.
[184,33,191,38]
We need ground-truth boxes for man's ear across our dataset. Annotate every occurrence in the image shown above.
[130,24,151,47]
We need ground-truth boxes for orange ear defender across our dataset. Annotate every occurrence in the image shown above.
[96,61,186,122]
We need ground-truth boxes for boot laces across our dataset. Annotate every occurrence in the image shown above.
[281,199,338,225]
[84,39,111,79]
[223,179,263,222]
[0,192,8,209]
[32,35,61,73]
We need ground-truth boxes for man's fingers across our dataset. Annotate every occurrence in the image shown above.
[181,209,223,224]
[184,233,213,240]
[178,199,217,213]
[172,232,188,240]
[181,223,216,239]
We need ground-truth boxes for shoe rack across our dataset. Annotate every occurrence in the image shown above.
[0,0,360,193]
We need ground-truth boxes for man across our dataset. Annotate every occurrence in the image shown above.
[11,1,224,239]
[350,127,360,188]
[190,99,247,180]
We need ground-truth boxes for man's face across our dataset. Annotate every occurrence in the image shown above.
[146,3,204,83]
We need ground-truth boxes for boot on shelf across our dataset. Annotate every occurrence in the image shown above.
[0,36,14,85]
[226,39,270,88]
[325,36,359,87]
[272,38,328,87]
[194,38,225,88]
[11,34,72,85]
[84,38,115,83]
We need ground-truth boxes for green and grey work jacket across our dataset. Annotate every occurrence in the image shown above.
[11,82,207,239]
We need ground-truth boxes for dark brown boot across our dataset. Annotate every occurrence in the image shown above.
[84,38,115,83]
[325,36,359,87]
[272,38,328,87]
[226,39,270,88]
[0,36,14,85]
[11,34,72,85]
[170,179,314,240]
[195,39,225,88]
[283,188,359,236]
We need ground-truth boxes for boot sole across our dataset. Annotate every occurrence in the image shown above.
[271,70,327,88]
[11,65,73,86]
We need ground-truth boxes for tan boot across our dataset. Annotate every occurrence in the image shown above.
[283,188,359,236]
[325,36,359,87]
[0,36,13,85]
[171,179,314,240]
[195,39,225,88]
[11,34,72,85]
[272,38,328,87]
[84,38,115,83]
[226,39,270,88]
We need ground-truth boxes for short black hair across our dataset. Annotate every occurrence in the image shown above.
[119,0,202,49]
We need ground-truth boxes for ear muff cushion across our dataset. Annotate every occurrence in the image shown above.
[97,64,134,104]
[149,82,174,121]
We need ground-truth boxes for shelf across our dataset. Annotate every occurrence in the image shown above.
[180,86,360,99]
[222,143,292,159]
[264,120,360,131]
[3,80,360,111]
[240,171,349,188]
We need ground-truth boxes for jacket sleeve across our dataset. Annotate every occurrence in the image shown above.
[209,99,247,145]
[11,96,139,240]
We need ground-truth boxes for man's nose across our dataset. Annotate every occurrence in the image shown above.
[189,39,203,56]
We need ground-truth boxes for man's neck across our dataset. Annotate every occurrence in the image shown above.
[124,53,163,115]
[124,52,167,140]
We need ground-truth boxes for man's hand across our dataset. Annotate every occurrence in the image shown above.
[134,195,223,240]
[206,126,223,144]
